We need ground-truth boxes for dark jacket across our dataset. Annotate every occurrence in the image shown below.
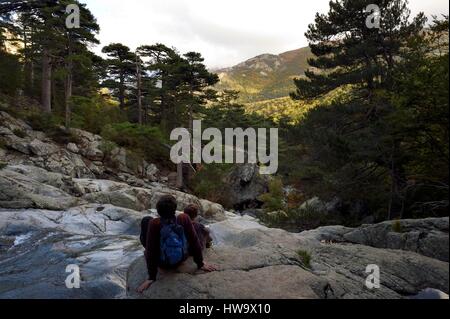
[192,222,213,249]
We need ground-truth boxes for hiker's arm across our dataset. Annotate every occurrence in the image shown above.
[180,214,204,268]
[145,221,160,280]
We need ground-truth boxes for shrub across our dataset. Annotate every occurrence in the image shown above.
[99,140,118,158]
[71,96,126,134]
[0,51,22,95]
[259,178,286,212]
[297,250,312,269]
[101,122,169,166]
[24,112,61,132]
[12,128,27,138]
[260,210,290,226]
[190,164,233,207]
[392,220,403,233]
[47,127,81,145]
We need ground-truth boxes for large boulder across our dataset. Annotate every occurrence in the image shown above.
[0,204,143,236]
[0,166,80,210]
[199,199,226,221]
[127,257,328,299]
[341,218,449,262]
[0,204,144,299]
[5,164,69,189]
[73,179,223,220]
[127,216,449,299]
[301,218,449,262]
[28,139,59,157]
[225,164,269,210]
[71,128,104,161]
[0,111,33,135]
[32,149,95,178]
[108,147,160,181]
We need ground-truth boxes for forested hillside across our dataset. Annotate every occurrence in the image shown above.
[1,0,448,230]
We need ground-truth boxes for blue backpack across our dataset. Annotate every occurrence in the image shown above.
[159,218,188,266]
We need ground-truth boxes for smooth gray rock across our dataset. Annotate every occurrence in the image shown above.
[128,216,449,299]
[0,167,79,210]
[411,288,449,299]
[0,204,145,299]
[341,218,449,262]
[73,178,223,219]
[225,163,269,210]
[28,139,59,156]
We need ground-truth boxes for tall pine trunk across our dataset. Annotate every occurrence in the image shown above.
[41,49,52,113]
[65,69,73,129]
[119,72,125,110]
[65,38,73,129]
[136,54,142,125]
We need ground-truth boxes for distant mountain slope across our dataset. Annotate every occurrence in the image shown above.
[215,46,313,103]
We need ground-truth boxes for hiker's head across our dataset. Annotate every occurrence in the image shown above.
[156,195,177,219]
[184,204,199,220]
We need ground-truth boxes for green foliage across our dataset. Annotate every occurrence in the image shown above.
[101,43,136,109]
[0,162,7,170]
[22,110,79,144]
[259,178,285,212]
[297,250,312,269]
[0,51,22,95]
[291,0,426,99]
[190,164,233,207]
[49,128,81,145]
[71,96,126,134]
[283,7,449,222]
[101,122,169,166]
[24,111,61,132]
[99,140,118,158]
[392,220,403,233]
[12,128,26,138]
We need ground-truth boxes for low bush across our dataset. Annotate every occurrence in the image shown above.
[259,178,285,212]
[12,128,27,138]
[71,96,126,134]
[99,140,118,158]
[190,164,233,207]
[101,122,169,166]
[24,111,61,133]
[297,250,312,269]
[392,220,403,233]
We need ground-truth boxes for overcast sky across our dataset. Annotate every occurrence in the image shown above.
[81,0,449,69]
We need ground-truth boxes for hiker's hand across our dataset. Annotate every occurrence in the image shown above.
[201,263,218,272]
[137,280,154,293]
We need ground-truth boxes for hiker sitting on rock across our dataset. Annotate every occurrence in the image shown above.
[184,204,213,250]
[137,195,217,293]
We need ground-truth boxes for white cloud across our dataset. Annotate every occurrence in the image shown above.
[81,0,449,68]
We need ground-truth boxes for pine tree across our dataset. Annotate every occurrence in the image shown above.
[102,43,136,110]
[291,0,426,100]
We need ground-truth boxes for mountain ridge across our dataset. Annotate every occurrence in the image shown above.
[214,46,313,103]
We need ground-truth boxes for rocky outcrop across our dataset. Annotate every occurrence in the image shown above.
[0,160,225,222]
[127,215,449,299]
[225,163,269,210]
[72,178,225,220]
[301,218,449,262]
[0,166,80,210]
[0,111,159,181]
[0,204,143,299]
